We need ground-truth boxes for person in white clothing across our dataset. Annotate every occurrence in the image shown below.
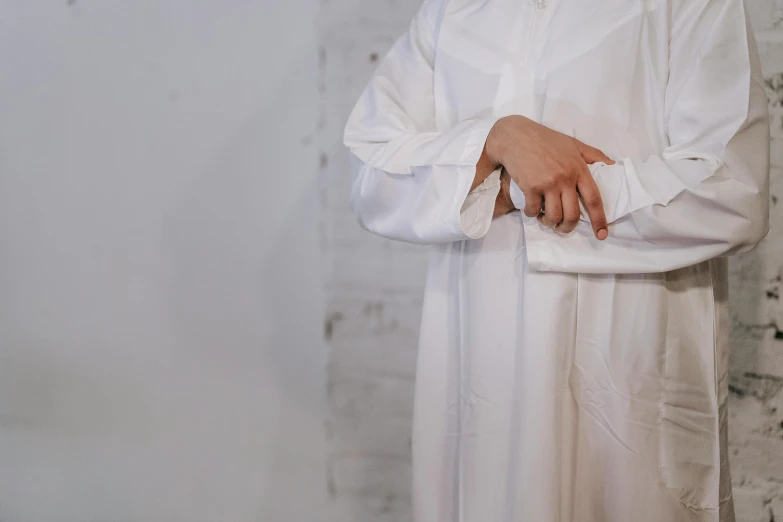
[343,1,771,521]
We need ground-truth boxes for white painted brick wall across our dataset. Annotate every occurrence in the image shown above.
[320,2,783,521]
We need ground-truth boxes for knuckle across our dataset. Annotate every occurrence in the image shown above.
[564,165,580,181]
[563,176,577,188]
[585,193,602,208]
[534,181,547,192]
[558,166,574,179]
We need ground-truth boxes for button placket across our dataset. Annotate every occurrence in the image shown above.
[517,0,549,118]
[529,0,555,123]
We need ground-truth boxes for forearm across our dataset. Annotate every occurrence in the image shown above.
[472,144,501,191]
[470,140,515,220]
[513,0,769,274]
[348,118,501,244]
[518,142,769,273]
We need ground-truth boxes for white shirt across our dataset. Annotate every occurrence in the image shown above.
[343,1,770,520]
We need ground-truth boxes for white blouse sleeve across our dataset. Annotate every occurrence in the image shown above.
[517,0,770,274]
[343,0,501,245]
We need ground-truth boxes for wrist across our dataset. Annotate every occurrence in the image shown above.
[472,149,498,191]
[486,116,514,165]
[493,169,516,218]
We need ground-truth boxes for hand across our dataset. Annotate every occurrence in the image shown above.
[493,169,517,219]
[485,115,615,240]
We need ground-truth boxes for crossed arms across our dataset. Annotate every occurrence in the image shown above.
[343,0,770,274]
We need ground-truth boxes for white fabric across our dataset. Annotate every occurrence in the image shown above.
[343,0,770,520]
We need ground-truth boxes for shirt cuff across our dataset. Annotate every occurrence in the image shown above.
[508,158,684,228]
[587,158,688,225]
[460,168,502,239]
[521,216,559,271]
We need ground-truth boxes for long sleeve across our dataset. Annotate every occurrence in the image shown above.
[512,0,770,274]
[343,0,501,245]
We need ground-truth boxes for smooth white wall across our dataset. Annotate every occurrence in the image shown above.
[0,1,327,521]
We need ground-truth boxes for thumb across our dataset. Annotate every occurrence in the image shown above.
[576,140,615,165]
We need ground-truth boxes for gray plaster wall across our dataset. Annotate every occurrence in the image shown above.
[0,2,327,521]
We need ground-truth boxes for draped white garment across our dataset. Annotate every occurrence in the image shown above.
[343,1,770,521]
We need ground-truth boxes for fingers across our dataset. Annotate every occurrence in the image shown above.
[555,190,580,234]
[540,191,563,227]
[575,139,615,165]
[523,190,543,218]
[576,166,608,240]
